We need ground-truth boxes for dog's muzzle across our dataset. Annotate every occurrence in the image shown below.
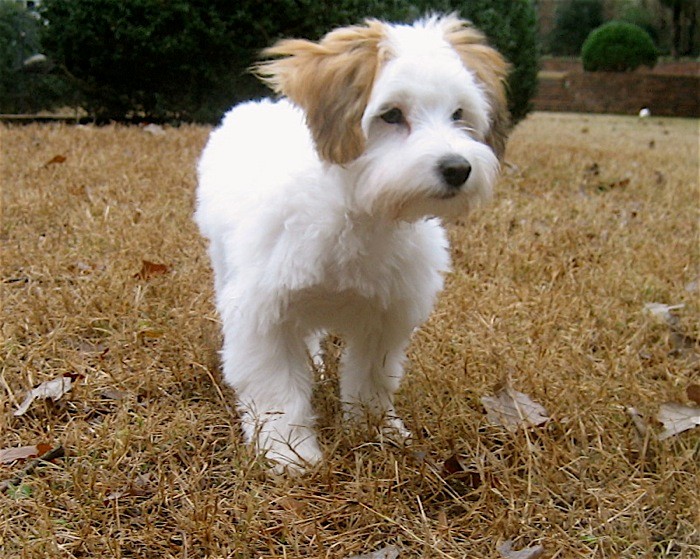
[438,155,472,192]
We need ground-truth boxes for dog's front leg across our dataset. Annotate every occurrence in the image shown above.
[221,323,321,472]
[339,327,412,443]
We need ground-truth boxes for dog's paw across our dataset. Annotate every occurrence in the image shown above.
[379,415,413,446]
[259,426,322,474]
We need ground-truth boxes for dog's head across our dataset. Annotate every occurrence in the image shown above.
[256,15,510,220]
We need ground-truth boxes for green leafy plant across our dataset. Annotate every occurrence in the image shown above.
[0,0,69,113]
[456,0,539,124]
[548,0,604,56]
[582,21,658,72]
[39,0,538,123]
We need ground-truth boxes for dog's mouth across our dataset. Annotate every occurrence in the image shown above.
[434,190,460,200]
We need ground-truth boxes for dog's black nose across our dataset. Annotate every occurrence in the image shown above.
[438,155,472,189]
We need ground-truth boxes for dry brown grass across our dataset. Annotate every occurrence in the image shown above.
[1,112,698,558]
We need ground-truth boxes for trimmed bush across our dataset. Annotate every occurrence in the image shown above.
[582,21,658,72]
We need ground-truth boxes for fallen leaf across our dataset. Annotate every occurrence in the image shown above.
[138,322,165,340]
[482,385,549,432]
[0,444,52,465]
[610,177,631,189]
[101,388,130,401]
[134,260,169,280]
[143,123,165,136]
[273,496,317,537]
[626,407,648,438]
[14,374,80,417]
[43,154,66,167]
[669,330,699,355]
[687,385,700,406]
[347,545,400,559]
[685,277,699,293]
[441,453,484,489]
[644,302,684,327]
[657,402,700,440]
[443,453,466,476]
[105,473,154,501]
[498,540,545,559]
[583,162,600,177]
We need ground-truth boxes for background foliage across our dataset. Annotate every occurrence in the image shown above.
[35,0,538,123]
[582,21,659,72]
[547,0,604,56]
[0,0,68,114]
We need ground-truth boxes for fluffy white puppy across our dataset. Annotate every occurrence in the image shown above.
[195,14,509,471]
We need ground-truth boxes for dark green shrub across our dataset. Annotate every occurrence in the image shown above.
[0,1,69,113]
[619,4,660,47]
[456,0,539,124]
[40,0,538,124]
[582,21,658,72]
[400,0,538,124]
[39,0,410,122]
[548,0,604,56]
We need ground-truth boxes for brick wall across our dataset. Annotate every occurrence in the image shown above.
[533,60,700,117]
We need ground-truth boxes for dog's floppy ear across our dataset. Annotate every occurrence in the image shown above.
[256,21,386,165]
[442,17,511,160]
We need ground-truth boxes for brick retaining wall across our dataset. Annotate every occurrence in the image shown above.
[533,59,700,117]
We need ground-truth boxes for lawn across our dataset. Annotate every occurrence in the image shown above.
[1,112,698,558]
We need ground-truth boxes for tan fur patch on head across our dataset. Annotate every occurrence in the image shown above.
[442,17,511,159]
[255,22,387,165]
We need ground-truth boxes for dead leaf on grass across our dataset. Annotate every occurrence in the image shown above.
[14,374,81,417]
[143,123,166,136]
[43,154,66,167]
[687,384,700,406]
[134,260,169,280]
[685,277,699,293]
[482,384,550,432]
[100,388,130,401]
[644,302,684,327]
[498,539,545,559]
[347,545,400,559]
[273,496,318,538]
[626,407,649,438]
[643,302,698,359]
[441,453,484,488]
[0,444,52,465]
[657,402,700,440]
[583,162,600,178]
[104,473,154,502]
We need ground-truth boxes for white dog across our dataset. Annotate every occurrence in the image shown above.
[195,14,509,471]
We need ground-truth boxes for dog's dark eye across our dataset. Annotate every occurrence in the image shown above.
[452,108,463,122]
[380,108,405,125]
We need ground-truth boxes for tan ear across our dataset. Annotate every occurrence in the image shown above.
[255,21,386,165]
[442,17,511,159]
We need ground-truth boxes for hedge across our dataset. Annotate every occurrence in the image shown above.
[39,0,538,124]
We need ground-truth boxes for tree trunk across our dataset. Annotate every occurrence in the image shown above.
[672,1,681,58]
